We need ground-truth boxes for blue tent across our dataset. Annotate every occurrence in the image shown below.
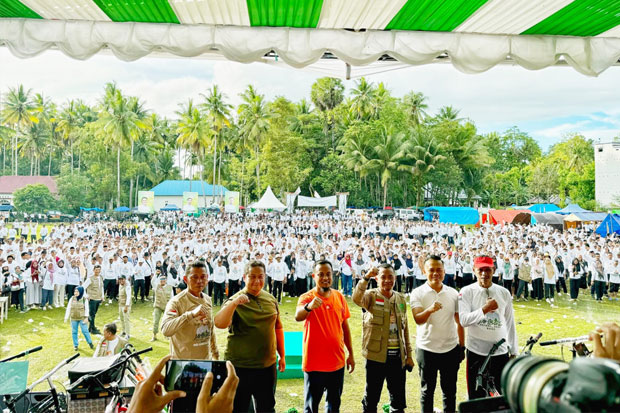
[423,207,480,225]
[556,203,591,215]
[80,207,104,212]
[595,214,620,237]
[0,205,13,211]
[160,204,180,211]
[114,206,130,212]
[528,204,560,213]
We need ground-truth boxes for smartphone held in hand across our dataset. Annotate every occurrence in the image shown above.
[165,359,228,412]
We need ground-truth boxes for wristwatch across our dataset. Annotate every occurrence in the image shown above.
[304,303,312,312]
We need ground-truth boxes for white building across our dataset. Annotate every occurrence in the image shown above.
[595,142,620,208]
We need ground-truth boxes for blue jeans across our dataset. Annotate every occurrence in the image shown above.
[71,320,93,347]
[342,275,352,296]
[41,288,53,307]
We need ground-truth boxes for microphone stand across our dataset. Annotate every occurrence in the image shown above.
[521,333,542,356]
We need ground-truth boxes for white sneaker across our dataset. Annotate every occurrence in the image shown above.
[546,298,551,304]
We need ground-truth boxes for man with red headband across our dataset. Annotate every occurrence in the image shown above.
[458,255,518,400]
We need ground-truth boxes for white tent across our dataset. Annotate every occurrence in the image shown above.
[249,186,286,211]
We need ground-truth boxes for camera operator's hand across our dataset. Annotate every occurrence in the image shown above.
[196,361,239,413]
[590,322,620,362]
[127,355,186,413]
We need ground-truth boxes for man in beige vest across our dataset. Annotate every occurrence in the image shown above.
[118,274,132,338]
[353,263,414,413]
[83,264,104,335]
[161,261,219,360]
[151,275,173,342]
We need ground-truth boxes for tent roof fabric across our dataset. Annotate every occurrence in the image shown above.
[556,203,591,215]
[424,207,479,225]
[1,1,620,76]
[489,209,530,225]
[150,180,228,196]
[251,186,286,211]
[595,214,620,237]
[532,212,564,227]
[528,204,560,213]
[563,212,608,222]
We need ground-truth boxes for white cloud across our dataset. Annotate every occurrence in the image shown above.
[534,120,592,139]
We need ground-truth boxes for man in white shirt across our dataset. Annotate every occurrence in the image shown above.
[458,255,518,400]
[103,256,118,302]
[410,255,464,413]
[271,255,288,303]
[212,258,228,306]
[227,255,243,297]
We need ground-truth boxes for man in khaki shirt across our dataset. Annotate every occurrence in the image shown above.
[161,261,219,360]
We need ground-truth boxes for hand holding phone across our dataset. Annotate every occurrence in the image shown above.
[165,359,229,413]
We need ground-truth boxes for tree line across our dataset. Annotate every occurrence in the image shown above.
[0,78,597,213]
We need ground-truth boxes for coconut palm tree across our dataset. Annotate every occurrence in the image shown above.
[402,92,428,126]
[1,85,37,174]
[176,99,212,201]
[238,86,271,197]
[401,128,446,207]
[365,127,407,208]
[201,85,232,205]
[350,77,377,121]
[96,87,146,208]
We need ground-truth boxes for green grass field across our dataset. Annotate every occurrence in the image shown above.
[1,290,619,412]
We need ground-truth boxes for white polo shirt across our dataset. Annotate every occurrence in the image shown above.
[410,282,459,353]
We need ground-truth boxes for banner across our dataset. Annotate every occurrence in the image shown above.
[137,191,154,213]
[286,193,295,214]
[182,192,198,213]
[225,191,240,213]
[297,195,337,207]
[338,193,348,214]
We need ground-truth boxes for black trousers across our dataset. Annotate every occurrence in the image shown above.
[304,368,344,413]
[88,299,101,332]
[272,280,283,302]
[569,278,580,299]
[544,283,555,299]
[466,350,509,400]
[405,277,414,294]
[362,354,406,413]
[556,278,567,294]
[228,280,241,298]
[532,278,543,300]
[416,346,461,413]
[103,279,117,299]
[502,279,513,294]
[213,282,225,306]
[594,280,606,300]
[145,275,152,298]
[295,278,308,296]
[233,363,277,413]
[134,279,145,301]
[66,284,77,299]
[462,273,474,287]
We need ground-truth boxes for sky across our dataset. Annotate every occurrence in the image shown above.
[1,47,619,151]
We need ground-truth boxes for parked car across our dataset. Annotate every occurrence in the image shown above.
[372,209,395,219]
[46,210,75,222]
[395,208,422,221]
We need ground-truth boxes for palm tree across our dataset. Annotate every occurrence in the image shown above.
[1,85,37,174]
[201,85,232,205]
[436,106,462,122]
[402,92,428,126]
[238,86,271,197]
[176,99,212,201]
[401,128,446,207]
[96,87,146,208]
[365,127,407,208]
[350,77,377,120]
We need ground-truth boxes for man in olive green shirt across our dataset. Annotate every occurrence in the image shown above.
[214,260,285,413]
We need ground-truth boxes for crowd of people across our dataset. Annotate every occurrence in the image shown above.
[1,210,620,412]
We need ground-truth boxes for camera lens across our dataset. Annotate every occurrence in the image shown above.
[501,356,569,413]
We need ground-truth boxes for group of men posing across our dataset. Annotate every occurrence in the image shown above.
[161,253,517,413]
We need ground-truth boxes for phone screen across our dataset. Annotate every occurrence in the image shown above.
[165,359,227,393]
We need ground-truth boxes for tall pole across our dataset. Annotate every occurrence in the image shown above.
[212,132,217,206]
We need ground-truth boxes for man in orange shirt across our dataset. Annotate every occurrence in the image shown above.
[296,259,355,413]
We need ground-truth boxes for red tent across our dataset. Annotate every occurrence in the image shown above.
[484,209,531,225]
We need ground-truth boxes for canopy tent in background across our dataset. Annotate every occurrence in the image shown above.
[297,195,337,207]
[424,207,479,225]
[563,211,608,229]
[595,214,620,237]
[160,204,180,211]
[486,209,530,225]
[79,207,104,212]
[528,203,561,213]
[531,212,565,230]
[0,205,14,212]
[556,203,591,215]
[249,186,286,211]
[1,1,620,77]
[114,206,130,212]
[512,212,533,226]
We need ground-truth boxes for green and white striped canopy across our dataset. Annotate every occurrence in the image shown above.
[1,0,620,76]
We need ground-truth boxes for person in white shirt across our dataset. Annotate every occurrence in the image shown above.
[66,258,82,299]
[133,260,148,303]
[53,259,68,307]
[103,256,118,301]
[270,255,288,303]
[458,255,517,400]
[117,274,132,338]
[443,252,456,288]
[410,255,464,413]
[609,260,620,301]
[227,255,243,297]
[40,261,55,310]
[212,258,228,306]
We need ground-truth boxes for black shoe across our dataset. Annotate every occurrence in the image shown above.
[92,329,102,335]
[74,346,78,351]
[89,343,94,349]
